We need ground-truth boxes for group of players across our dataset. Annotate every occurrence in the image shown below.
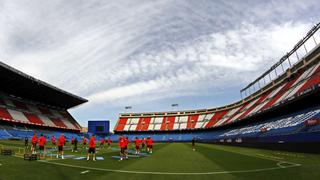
[118,136,153,161]
[28,132,67,159]
[85,135,154,161]
[25,132,154,162]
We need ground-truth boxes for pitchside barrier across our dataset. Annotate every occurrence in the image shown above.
[1,149,13,156]
[0,144,24,156]
[0,144,55,160]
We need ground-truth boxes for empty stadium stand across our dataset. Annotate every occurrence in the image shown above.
[109,104,320,153]
[0,93,82,130]
[114,60,320,132]
[0,61,88,135]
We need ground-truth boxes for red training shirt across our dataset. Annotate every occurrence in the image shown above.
[38,136,46,146]
[89,137,95,148]
[135,139,140,146]
[51,136,56,143]
[119,137,126,148]
[146,138,153,146]
[32,135,37,144]
[58,135,66,146]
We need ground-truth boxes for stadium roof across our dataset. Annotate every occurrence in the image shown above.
[0,61,88,109]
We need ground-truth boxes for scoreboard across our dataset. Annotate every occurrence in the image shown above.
[88,120,110,134]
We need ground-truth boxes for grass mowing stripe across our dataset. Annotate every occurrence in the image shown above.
[198,143,301,166]
[37,159,300,175]
[115,143,209,172]
[35,143,300,175]
[2,141,310,179]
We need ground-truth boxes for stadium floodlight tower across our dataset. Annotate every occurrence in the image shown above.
[171,103,179,111]
[124,106,132,113]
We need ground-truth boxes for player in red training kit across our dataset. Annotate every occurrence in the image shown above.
[106,138,112,149]
[146,137,153,153]
[57,133,66,159]
[51,136,56,146]
[141,138,146,150]
[87,135,96,161]
[83,137,87,148]
[124,137,129,159]
[38,134,46,157]
[134,137,140,155]
[100,138,105,149]
[71,137,75,152]
[31,133,38,154]
[118,136,126,161]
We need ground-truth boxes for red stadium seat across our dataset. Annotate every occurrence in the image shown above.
[160,116,175,130]
[141,117,151,131]
[115,118,128,131]
[24,113,44,125]
[296,66,320,94]
[186,115,199,129]
[136,117,152,131]
[205,110,228,128]
[0,107,13,120]
[260,75,301,110]
[238,91,272,120]
[50,118,67,128]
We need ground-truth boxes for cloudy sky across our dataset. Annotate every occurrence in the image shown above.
[1,0,319,130]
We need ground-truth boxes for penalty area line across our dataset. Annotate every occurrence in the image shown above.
[37,160,301,175]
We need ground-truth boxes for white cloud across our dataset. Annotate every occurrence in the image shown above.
[84,21,312,106]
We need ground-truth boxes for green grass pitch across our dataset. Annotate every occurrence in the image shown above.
[0,140,320,180]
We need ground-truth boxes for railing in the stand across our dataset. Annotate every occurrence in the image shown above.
[241,23,320,99]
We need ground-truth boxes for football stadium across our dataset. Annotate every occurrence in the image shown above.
[1,1,320,180]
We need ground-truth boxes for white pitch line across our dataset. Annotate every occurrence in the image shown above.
[80,170,90,174]
[11,149,301,175]
[0,163,2,166]
[38,160,301,175]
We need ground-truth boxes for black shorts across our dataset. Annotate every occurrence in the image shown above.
[32,143,37,148]
[135,145,140,150]
[39,146,44,151]
[100,143,104,146]
[58,146,63,151]
[120,148,125,154]
[148,145,153,148]
[88,148,95,154]
[142,143,145,147]
[52,142,56,145]
[124,146,128,150]
[83,142,87,145]
[108,143,110,146]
